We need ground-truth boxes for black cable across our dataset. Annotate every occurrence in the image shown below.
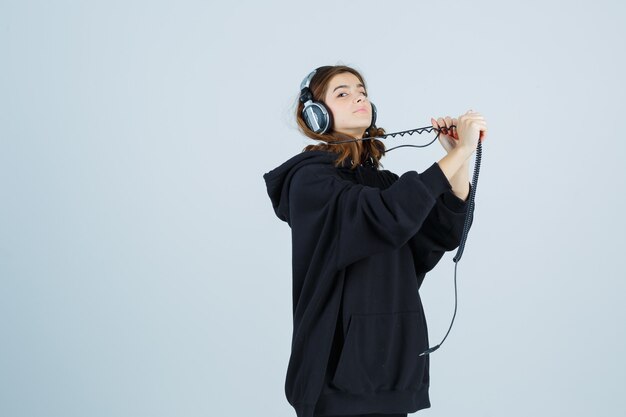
[316,125,446,151]
[386,136,438,152]
[454,139,482,263]
[419,140,482,356]
[419,261,460,356]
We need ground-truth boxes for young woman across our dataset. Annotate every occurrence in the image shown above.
[263,65,487,417]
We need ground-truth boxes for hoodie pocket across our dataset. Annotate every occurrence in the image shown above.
[330,311,428,393]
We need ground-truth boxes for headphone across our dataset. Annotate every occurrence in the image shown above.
[299,67,377,136]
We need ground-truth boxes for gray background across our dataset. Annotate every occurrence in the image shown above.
[1,0,624,416]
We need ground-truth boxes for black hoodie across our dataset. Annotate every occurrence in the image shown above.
[263,150,472,417]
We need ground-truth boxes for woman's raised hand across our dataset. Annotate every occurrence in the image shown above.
[431,109,487,155]
[431,115,459,154]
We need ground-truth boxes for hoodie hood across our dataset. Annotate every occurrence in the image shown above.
[263,150,338,224]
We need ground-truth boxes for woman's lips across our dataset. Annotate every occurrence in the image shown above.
[354,108,367,113]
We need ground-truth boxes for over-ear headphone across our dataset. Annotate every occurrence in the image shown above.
[299,67,377,135]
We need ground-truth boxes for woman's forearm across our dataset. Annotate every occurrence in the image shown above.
[436,148,472,201]
[448,160,470,201]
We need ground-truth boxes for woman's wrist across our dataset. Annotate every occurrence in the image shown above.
[454,145,475,161]
[438,147,473,181]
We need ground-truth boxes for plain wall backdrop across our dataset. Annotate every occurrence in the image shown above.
[1,0,625,416]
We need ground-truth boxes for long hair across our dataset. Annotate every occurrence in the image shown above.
[296,65,387,170]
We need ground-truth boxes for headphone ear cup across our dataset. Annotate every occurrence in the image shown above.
[302,102,331,134]
[370,102,377,127]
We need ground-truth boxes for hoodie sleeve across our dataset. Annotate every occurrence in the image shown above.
[407,182,474,279]
[289,161,453,271]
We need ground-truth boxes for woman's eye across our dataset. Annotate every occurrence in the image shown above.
[338,91,368,97]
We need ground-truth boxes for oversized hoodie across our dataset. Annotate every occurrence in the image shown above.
[263,150,473,417]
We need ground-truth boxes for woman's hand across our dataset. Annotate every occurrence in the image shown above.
[432,109,487,201]
[431,115,459,154]
[431,109,488,155]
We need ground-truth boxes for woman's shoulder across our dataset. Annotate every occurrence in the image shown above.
[291,150,341,173]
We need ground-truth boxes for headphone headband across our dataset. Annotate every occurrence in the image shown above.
[300,68,318,93]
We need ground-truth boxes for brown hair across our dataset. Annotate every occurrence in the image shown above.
[296,65,387,170]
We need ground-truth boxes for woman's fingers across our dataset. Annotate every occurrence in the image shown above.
[432,116,456,137]
[465,110,485,120]
[434,114,483,142]
[431,117,438,132]
[437,117,452,134]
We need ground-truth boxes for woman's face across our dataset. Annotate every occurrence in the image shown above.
[323,72,372,139]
